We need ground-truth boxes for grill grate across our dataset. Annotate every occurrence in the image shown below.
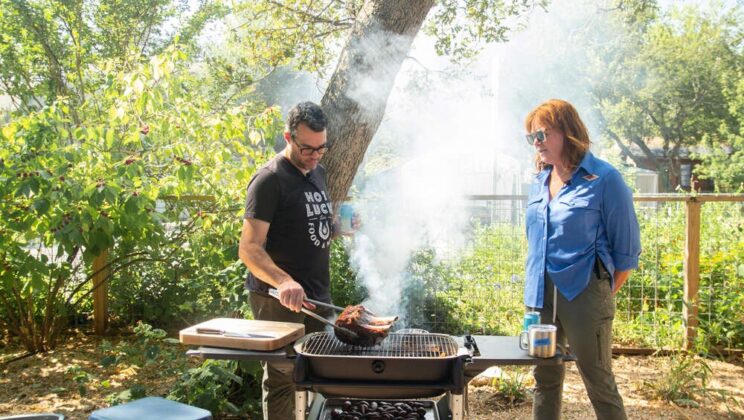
[299,332,458,358]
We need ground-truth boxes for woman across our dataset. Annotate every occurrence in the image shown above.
[523,99,640,420]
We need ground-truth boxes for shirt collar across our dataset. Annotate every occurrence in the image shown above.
[576,151,597,175]
[535,151,596,184]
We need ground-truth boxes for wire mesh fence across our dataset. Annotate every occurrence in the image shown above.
[415,195,744,350]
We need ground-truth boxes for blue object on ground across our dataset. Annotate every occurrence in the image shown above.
[89,397,212,420]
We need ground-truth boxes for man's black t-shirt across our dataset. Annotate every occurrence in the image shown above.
[243,154,334,302]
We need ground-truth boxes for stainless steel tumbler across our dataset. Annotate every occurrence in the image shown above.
[519,324,557,358]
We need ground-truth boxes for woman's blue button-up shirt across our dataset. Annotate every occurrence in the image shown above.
[524,152,641,308]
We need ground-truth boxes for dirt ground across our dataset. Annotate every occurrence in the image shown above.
[1,333,742,419]
[468,355,744,419]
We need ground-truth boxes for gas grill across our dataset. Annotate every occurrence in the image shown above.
[295,332,461,383]
[188,332,572,419]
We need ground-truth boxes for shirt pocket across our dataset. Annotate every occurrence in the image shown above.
[556,196,601,240]
[526,196,545,246]
[526,196,544,224]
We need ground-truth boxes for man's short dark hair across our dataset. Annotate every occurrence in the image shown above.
[287,101,327,139]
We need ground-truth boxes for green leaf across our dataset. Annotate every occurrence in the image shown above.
[100,355,119,368]
[105,129,115,149]
[145,345,160,360]
[214,365,243,385]
[32,198,50,215]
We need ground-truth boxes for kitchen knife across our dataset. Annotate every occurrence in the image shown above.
[196,327,276,339]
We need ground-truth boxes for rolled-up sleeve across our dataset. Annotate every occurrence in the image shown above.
[601,170,641,271]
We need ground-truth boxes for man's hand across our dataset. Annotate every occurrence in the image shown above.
[276,280,316,312]
[350,212,361,232]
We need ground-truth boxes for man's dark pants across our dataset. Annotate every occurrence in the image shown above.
[249,292,331,420]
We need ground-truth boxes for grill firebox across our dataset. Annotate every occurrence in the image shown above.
[293,332,468,399]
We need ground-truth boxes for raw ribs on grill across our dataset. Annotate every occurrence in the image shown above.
[335,305,398,347]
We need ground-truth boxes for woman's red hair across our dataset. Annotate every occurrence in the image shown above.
[525,99,591,172]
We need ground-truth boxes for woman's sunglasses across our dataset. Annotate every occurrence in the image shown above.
[525,129,546,146]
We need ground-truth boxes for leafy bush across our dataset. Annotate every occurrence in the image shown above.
[169,360,262,417]
[402,223,528,336]
[99,322,186,372]
[85,321,261,416]
[330,239,367,307]
[489,367,531,409]
[617,201,744,349]
[0,45,280,351]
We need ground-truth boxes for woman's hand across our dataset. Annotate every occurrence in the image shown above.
[612,270,632,295]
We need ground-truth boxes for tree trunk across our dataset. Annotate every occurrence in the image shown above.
[320,0,435,205]
[606,129,647,168]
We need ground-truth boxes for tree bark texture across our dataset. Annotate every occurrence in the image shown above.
[320,0,435,205]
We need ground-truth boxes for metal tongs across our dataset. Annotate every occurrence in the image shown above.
[268,288,359,341]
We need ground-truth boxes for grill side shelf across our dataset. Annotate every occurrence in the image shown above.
[461,335,574,377]
[186,346,296,365]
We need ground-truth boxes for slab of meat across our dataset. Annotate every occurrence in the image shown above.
[335,305,398,347]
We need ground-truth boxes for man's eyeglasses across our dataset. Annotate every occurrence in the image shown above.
[294,141,329,156]
[525,129,546,146]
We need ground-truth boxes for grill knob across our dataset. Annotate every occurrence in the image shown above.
[371,360,386,374]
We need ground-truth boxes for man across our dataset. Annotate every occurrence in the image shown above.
[239,101,335,419]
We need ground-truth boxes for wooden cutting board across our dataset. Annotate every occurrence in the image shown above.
[180,318,305,351]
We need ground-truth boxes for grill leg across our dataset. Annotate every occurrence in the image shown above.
[295,390,307,420]
[449,392,464,420]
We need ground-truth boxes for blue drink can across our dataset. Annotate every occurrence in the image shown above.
[339,203,354,234]
[523,311,540,331]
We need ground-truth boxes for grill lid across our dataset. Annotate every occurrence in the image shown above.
[295,331,459,358]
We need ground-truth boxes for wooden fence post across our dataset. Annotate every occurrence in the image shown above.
[92,249,109,335]
[683,199,701,350]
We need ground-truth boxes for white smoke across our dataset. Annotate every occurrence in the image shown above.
[344,0,632,322]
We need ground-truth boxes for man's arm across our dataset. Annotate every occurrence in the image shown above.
[612,269,632,295]
[238,218,313,312]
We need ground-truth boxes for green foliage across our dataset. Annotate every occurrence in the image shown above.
[403,223,527,336]
[425,0,548,62]
[105,384,148,406]
[612,201,744,349]
[695,203,744,350]
[403,248,460,333]
[697,72,744,191]
[0,0,220,111]
[65,364,92,397]
[329,239,367,307]
[590,2,742,191]
[168,359,262,417]
[488,367,531,408]
[99,322,187,373]
[642,354,713,408]
[0,43,281,351]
